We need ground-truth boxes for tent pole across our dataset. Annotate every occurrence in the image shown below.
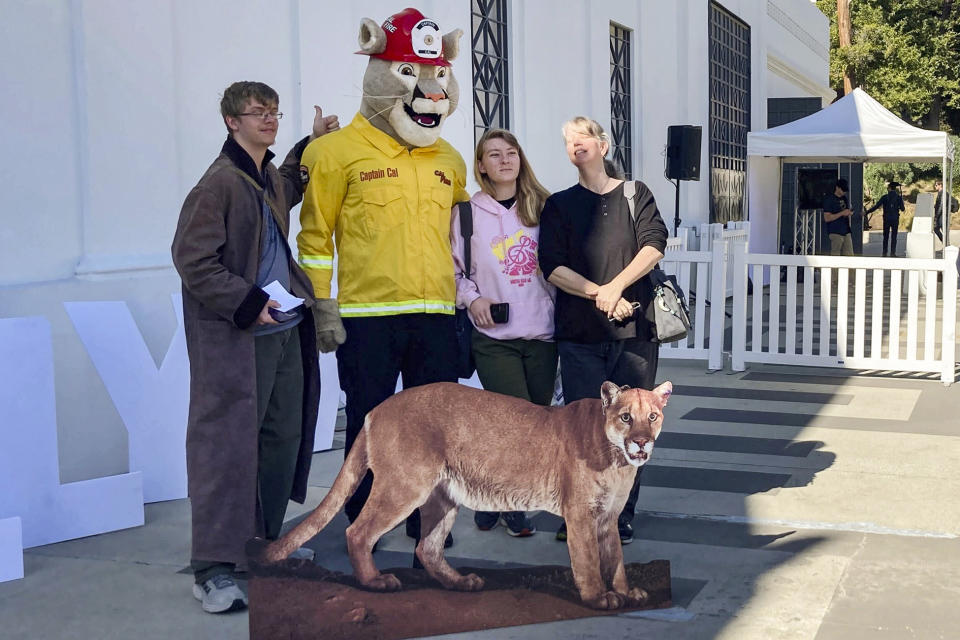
[777,157,783,254]
[946,157,953,248]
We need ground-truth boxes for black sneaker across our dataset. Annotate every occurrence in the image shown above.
[500,512,536,537]
[555,521,567,542]
[474,511,499,531]
[618,518,634,545]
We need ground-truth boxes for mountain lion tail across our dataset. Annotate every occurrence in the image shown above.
[263,428,370,562]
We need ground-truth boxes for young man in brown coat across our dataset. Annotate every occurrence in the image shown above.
[171,81,338,613]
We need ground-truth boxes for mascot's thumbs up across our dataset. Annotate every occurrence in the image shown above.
[311,105,340,139]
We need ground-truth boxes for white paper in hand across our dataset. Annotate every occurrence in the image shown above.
[262,281,305,312]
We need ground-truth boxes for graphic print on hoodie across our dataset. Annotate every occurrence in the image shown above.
[492,229,540,282]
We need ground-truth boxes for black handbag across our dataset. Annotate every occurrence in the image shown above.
[648,267,692,343]
[454,202,476,378]
[622,181,691,343]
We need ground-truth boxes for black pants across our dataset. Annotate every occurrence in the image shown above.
[557,337,659,520]
[337,313,458,522]
[882,217,899,255]
[192,327,304,583]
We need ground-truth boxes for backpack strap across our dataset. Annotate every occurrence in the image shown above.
[457,201,473,278]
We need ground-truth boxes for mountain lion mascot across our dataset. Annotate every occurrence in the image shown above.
[296,8,470,540]
[266,380,672,609]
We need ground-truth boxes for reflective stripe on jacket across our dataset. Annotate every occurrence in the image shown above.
[297,112,469,317]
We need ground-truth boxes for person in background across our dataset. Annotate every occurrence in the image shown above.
[538,116,668,545]
[172,81,337,614]
[865,181,904,256]
[934,179,959,244]
[451,129,556,537]
[823,178,854,256]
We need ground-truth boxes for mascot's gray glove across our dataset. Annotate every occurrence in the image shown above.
[312,298,346,353]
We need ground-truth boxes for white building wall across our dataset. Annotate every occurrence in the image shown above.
[0,0,828,528]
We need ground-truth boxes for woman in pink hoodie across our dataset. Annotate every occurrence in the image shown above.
[450,129,556,537]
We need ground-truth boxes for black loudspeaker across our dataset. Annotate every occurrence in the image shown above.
[796,168,837,209]
[666,125,701,181]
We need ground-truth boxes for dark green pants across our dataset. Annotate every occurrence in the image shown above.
[471,332,557,526]
[471,332,558,405]
[193,326,303,583]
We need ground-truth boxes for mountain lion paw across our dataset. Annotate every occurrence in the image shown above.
[585,590,627,610]
[364,573,402,591]
[626,587,649,606]
[451,572,484,591]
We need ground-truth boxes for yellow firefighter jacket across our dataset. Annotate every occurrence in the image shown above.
[297,113,469,317]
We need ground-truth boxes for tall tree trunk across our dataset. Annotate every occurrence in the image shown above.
[837,0,855,94]
[927,1,954,129]
[926,95,942,130]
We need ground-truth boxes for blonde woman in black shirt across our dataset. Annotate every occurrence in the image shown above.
[538,116,668,544]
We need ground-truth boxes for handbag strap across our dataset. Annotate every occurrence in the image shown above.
[622,180,664,276]
[457,201,473,278]
[622,180,637,223]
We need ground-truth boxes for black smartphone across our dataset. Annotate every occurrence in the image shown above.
[489,302,510,324]
[268,308,299,323]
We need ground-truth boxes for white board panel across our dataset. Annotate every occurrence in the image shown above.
[0,317,143,549]
[65,296,188,503]
[0,517,23,583]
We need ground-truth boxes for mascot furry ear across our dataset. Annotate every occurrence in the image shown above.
[356,8,463,148]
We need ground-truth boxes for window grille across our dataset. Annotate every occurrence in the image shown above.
[708,2,751,224]
[610,22,633,179]
[471,0,510,144]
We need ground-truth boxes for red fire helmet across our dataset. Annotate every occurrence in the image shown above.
[364,7,450,67]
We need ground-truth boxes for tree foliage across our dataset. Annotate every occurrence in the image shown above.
[861,135,959,206]
[816,0,960,131]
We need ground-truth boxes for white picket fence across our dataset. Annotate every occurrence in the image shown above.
[730,243,959,384]
[658,223,959,385]
[660,226,727,370]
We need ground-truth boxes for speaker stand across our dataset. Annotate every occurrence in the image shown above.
[671,177,681,236]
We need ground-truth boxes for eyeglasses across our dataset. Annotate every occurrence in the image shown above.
[237,111,283,121]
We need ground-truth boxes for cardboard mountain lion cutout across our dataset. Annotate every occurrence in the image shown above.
[296,9,469,529]
[267,381,672,610]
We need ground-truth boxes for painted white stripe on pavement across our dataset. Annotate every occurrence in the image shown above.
[639,509,958,539]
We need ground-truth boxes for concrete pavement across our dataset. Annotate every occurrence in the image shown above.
[1,359,959,639]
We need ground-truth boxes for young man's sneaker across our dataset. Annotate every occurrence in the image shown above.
[474,511,499,531]
[192,574,247,613]
[618,517,634,545]
[555,521,567,542]
[500,512,536,537]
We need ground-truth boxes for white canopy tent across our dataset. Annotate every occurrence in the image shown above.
[747,88,955,254]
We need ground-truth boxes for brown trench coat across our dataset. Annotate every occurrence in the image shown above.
[171,136,320,568]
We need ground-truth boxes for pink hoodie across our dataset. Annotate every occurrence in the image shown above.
[450,191,556,341]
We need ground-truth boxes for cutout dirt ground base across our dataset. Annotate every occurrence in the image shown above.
[246,540,671,640]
